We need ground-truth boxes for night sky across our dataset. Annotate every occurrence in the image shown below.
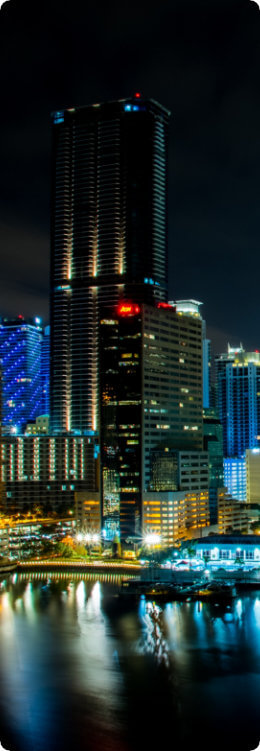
[0,0,260,354]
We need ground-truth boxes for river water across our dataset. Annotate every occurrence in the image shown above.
[0,572,260,751]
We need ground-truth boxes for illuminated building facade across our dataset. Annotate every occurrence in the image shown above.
[41,324,50,416]
[195,534,259,563]
[0,317,43,435]
[150,450,209,492]
[50,95,170,434]
[216,345,260,457]
[223,457,247,502]
[100,301,204,540]
[1,434,98,513]
[217,489,249,534]
[142,490,209,547]
[75,491,101,534]
[246,448,260,505]
[0,517,75,560]
[202,319,211,409]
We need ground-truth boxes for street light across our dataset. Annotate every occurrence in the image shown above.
[144,533,161,546]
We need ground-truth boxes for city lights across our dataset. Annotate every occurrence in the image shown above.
[144,533,161,546]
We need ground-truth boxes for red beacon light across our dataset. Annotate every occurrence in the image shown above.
[134,92,141,99]
[118,303,141,316]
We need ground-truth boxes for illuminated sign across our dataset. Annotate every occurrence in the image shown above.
[118,304,141,316]
[157,302,173,310]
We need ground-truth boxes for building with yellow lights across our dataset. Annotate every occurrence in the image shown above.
[142,489,209,547]
[50,96,170,436]
[1,434,99,514]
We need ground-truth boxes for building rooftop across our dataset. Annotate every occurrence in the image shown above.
[194,534,260,546]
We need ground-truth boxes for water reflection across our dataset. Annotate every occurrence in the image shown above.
[0,576,260,750]
[137,599,169,667]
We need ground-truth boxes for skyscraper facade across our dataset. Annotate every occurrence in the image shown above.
[1,433,98,513]
[100,301,204,540]
[50,95,170,434]
[0,317,43,435]
[41,324,50,417]
[203,407,224,522]
[202,319,211,409]
[216,347,260,457]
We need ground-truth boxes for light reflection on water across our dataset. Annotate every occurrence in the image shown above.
[137,599,170,667]
[0,574,260,751]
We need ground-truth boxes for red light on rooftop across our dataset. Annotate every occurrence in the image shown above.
[256,350,259,354]
[157,302,173,310]
[118,303,141,316]
[134,92,141,98]
[18,315,24,319]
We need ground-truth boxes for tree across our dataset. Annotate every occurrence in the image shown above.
[57,542,74,558]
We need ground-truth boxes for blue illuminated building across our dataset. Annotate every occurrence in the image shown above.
[224,457,247,502]
[216,346,260,457]
[0,317,43,434]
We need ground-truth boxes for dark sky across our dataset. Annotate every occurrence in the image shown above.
[0,0,260,353]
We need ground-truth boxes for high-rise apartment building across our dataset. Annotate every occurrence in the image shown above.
[0,317,43,434]
[1,433,98,513]
[41,325,50,416]
[202,320,211,409]
[100,301,203,540]
[216,345,260,457]
[50,95,170,433]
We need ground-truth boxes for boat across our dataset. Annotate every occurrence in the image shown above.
[119,578,195,602]
[189,582,236,601]
[119,576,237,604]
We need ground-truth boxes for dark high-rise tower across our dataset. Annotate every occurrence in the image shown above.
[50,95,170,433]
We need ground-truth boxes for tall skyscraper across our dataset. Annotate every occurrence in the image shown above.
[216,345,260,457]
[41,324,50,416]
[50,95,170,434]
[0,317,43,434]
[100,301,204,539]
[202,319,211,409]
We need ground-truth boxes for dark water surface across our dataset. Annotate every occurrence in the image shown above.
[0,572,260,751]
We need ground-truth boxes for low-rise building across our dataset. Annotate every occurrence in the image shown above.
[218,488,249,534]
[75,492,101,534]
[194,534,260,564]
[142,489,209,547]
[0,515,75,560]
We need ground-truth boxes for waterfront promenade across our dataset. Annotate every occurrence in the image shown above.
[14,558,260,589]
[17,558,142,573]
